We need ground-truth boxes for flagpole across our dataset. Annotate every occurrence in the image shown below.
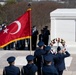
[28,3,32,54]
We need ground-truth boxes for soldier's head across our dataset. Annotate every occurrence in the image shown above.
[44,55,53,65]
[45,26,48,30]
[7,56,15,65]
[32,26,36,31]
[38,41,44,49]
[57,46,62,53]
[26,55,34,64]
[41,29,43,34]
[45,26,48,28]
[45,46,51,53]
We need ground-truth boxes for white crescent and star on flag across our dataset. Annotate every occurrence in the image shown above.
[3,21,21,35]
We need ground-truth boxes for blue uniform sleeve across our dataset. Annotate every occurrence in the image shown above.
[62,51,70,58]
[18,67,20,75]
[54,51,70,62]
[33,64,38,72]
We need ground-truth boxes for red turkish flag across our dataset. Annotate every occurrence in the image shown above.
[0,8,31,48]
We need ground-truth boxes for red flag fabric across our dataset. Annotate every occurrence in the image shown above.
[0,8,31,48]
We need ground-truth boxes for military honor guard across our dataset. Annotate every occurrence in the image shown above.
[39,29,44,42]
[21,55,38,75]
[42,55,58,75]
[34,41,46,75]
[43,46,56,66]
[3,56,20,75]
[32,26,38,50]
[54,46,70,75]
[43,26,50,45]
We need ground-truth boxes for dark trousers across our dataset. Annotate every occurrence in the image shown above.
[37,67,42,75]
[3,44,11,50]
[58,70,63,75]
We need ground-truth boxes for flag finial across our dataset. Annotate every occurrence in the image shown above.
[28,2,31,8]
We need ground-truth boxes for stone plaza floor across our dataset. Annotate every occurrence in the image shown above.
[0,46,76,75]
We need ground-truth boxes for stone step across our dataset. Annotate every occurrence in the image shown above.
[0,69,2,75]
[63,71,76,75]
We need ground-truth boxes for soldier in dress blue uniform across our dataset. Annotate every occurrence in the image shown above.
[54,46,70,75]
[3,56,20,75]
[34,41,46,75]
[39,29,44,42]
[44,46,53,55]
[32,26,38,50]
[42,55,58,75]
[43,26,50,45]
[15,40,21,50]
[43,46,56,66]
[21,55,38,75]
[16,39,25,50]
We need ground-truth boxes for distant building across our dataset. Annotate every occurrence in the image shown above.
[24,0,65,3]
[0,0,6,5]
[30,0,58,1]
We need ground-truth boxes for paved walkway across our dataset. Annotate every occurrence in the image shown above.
[0,46,76,75]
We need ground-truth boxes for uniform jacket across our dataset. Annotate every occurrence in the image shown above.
[42,64,58,75]
[43,52,56,66]
[43,29,50,45]
[54,51,70,71]
[21,63,38,75]
[3,65,20,75]
[34,49,46,67]
[32,30,38,42]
